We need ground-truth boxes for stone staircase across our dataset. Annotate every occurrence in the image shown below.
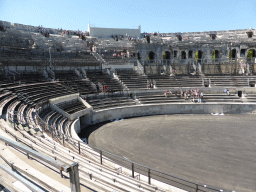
[86,71,124,92]
[116,70,148,89]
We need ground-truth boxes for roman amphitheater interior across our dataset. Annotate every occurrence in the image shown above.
[0,20,256,192]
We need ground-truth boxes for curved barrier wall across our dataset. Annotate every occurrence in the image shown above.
[75,102,256,191]
[90,103,256,124]
[46,101,256,192]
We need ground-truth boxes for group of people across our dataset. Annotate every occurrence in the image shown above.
[59,28,87,40]
[112,52,128,58]
[142,32,164,38]
[111,34,139,42]
[37,25,50,37]
[111,34,124,41]
[164,89,204,103]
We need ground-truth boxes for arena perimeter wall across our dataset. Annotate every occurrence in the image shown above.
[73,102,256,191]
[84,103,256,125]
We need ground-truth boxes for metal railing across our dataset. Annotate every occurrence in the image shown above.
[7,100,227,192]
[1,116,81,192]
[0,163,44,192]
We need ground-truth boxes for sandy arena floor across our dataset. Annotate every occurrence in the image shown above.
[88,114,256,192]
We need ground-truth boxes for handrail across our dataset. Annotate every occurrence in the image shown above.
[31,99,227,192]
[1,121,81,192]
[0,135,70,172]
[0,163,44,192]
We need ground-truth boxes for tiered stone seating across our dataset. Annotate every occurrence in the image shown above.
[102,51,130,64]
[116,70,148,89]
[51,113,62,131]
[1,70,256,192]
[79,52,101,66]
[0,72,45,88]
[0,94,17,117]
[86,71,123,92]
[87,96,136,110]
[0,29,34,49]
[201,93,241,103]
[32,31,88,51]
[48,34,86,51]
[55,70,78,81]
[147,75,203,88]
[45,110,57,127]
[39,107,73,136]
[0,26,101,68]
[137,92,186,104]
[175,76,203,87]
[55,70,98,95]
[31,33,50,50]
[56,99,86,114]
[147,75,179,87]
[2,20,256,192]
[6,99,21,125]
[1,112,162,192]
[17,103,28,125]
[58,116,68,134]
[245,92,256,102]
[11,82,75,107]
[61,79,98,95]
[205,76,256,87]
[162,29,256,44]
[10,71,47,84]
[0,81,16,89]
[0,91,12,103]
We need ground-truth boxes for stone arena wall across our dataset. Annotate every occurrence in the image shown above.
[79,103,256,126]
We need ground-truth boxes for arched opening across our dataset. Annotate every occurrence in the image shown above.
[176,35,182,41]
[145,36,150,43]
[246,31,253,38]
[247,49,256,58]
[163,51,170,60]
[198,50,202,59]
[240,49,246,57]
[173,50,177,59]
[0,25,5,32]
[181,51,186,59]
[137,52,141,60]
[148,51,155,60]
[195,50,203,64]
[212,50,219,61]
[247,49,256,62]
[209,34,216,40]
[188,51,193,58]
[229,49,236,59]
[195,50,202,60]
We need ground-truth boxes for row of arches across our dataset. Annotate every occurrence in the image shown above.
[145,51,203,60]
[229,49,256,59]
[142,49,256,60]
